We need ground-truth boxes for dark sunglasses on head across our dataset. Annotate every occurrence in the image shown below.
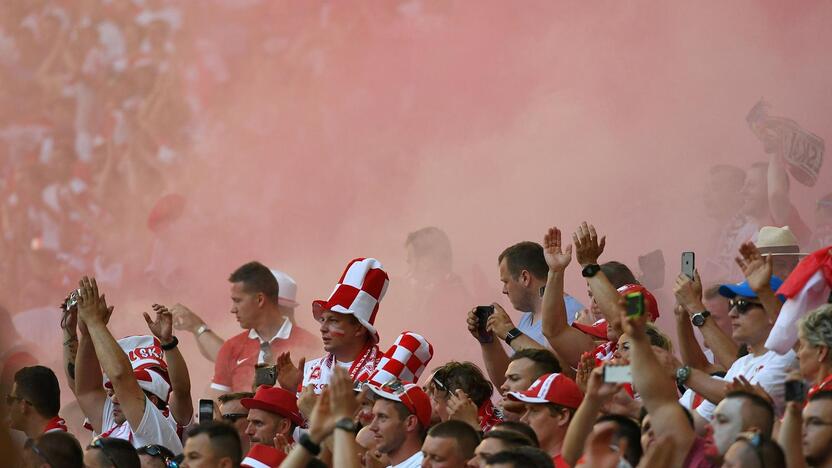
[729,298,763,314]
[138,444,179,468]
[222,413,248,423]
[88,438,119,467]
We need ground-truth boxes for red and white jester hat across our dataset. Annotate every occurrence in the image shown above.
[313,258,389,344]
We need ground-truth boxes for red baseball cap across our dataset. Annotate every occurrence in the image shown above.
[507,373,584,409]
[241,443,286,468]
[617,284,660,321]
[572,318,608,340]
[365,381,432,428]
[241,386,304,426]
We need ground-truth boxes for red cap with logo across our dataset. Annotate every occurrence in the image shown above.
[506,373,584,409]
[365,380,432,428]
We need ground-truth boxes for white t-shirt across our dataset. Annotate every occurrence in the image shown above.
[96,396,183,454]
[389,451,424,468]
[696,349,796,420]
[302,357,352,394]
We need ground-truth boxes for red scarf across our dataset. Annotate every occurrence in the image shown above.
[809,373,832,400]
[43,416,67,433]
[307,343,381,386]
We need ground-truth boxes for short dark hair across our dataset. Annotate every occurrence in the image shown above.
[733,433,786,468]
[89,438,140,468]
[186,421,243,466]
[596,414,643,467]
[725,390,775,437]
[484,447,554,468]
[493,421,539,447]
[432,361,493,407]
[509,348,561,376]
[482,430,535,448]
[218,392,254,404]
[427,420,480,460]
[14,366,60,418]
[228,261,279,302]
[600,261,638,288]
[498,242,548,281]
[27,432,83,468]
[406,227,453,270]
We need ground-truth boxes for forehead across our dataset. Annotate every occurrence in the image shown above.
[230,282,250,296]
[373,399,401,417]
[248,407,279,423]
[507,357,537,376]
[477,437,507,454]
[219,398,246,413]
[714,398,743,417]
[804,399,832,417]
[184,433,213,454]
[423,435,456,454]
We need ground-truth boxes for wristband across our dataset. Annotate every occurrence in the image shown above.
[195,324,211,337]
[299,432,321,455]
[581,264,601,278]
[161,336,179,351]
[504,328,523,345]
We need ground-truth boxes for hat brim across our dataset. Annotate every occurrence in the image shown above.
[572,321,608,340]
[312,300,380,344]
[240,398,304,426]
[505,391,549,404]
[278,297,299,308]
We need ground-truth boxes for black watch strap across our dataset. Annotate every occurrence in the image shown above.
[335,417,358,434]
[299,432,321,455]
[504,328,523,345]
[161,336,179,351]
[581,264,601,278]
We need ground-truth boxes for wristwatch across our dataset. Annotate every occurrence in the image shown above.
[675,365,691,387]
[161,336,179,351]
[691,310,711,327]
[504,328,523,345]
[299,432,321,455]
[582,264,601,278]
[195,324,211,337]
[335,417,358,434]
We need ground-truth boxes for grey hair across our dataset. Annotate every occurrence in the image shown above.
[799,304,832,355]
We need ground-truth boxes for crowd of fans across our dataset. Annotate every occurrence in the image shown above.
[2,215,832,467]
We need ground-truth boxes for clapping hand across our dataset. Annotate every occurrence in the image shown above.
[143,304,174,344]
[276,351,305,391]
[77,277,113,327]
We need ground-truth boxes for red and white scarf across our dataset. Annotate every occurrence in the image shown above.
[478,399,503,432]
[304,344,380,393]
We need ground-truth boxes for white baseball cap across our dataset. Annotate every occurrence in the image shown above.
[270,269,299,308]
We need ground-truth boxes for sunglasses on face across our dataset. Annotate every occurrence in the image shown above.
[88,438,119,467]
[729,298,763,314]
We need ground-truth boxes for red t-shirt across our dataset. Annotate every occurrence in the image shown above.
[553,454,570,468]
[211,320,319,393]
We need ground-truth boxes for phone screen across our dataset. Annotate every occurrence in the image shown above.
[254,364,277,388]
[475,306,495,343]
[198,399,213,423]
[625,292,644,317]
[603,365,632,383]
[681,252,696,279]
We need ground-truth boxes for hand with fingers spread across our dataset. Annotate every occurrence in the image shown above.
[726,375,774,406]
[143,304,174,344]
[447,389,479,429]
[273,433,291,455]
[543,227,573,273]
[735,241,773,293]
[575,352,596,394]
[573,222,606,267]
[276,351,305,391]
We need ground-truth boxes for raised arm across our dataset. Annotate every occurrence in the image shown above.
[735,242,782,323]
[561,365,622,466]
[60,301,80,393]
[145,304,193,425]
[572,223,620,327]
[540,227,595,374]
[74,285,112,432]
[78,277,148,430]
[674,272,739,369]
[623,303,695,467]
[673,303,721,373]
[171,304,225,362]
[778,401,807,468]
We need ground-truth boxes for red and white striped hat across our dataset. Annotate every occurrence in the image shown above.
[367,331,434,386]
[102,335,171,401]
[241,443,286,468]
[506,373,583,409]
[313,258,389,343]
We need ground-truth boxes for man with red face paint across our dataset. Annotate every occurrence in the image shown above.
[277,258,389,396]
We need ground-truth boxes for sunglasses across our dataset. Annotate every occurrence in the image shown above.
[88,438,119,467]
[222,413,248,423]
[139,444,179,468]
[25,439,52,466]
[729,298,763,314]
[378,378,417,410]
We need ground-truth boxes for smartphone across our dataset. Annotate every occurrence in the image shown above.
[254,364,277,388]
[474,306,495,343]
[681,252,696,280]
[603,365,632,384]
[625,292,644,317]
[198,399,213,423]
[784,380,807,403]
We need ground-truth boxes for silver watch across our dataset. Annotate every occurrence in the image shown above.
[196,324,211,337]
